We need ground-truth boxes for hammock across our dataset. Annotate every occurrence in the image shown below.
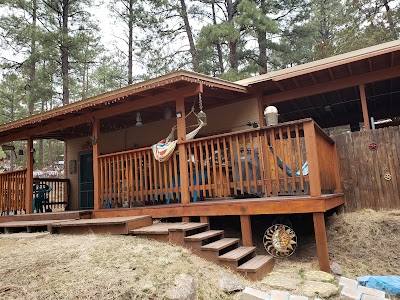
[269,145,309,177]
[152,120,204,162]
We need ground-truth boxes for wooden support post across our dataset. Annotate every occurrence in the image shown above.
[240,215,253,246]
[332,143,342,193]
[182,216,190,222]
[176,96,190,205]
[92,118,101,210]
[200,216,209,223]
[359,84,370,131]
[25,137,33,214]
[257,94,265,127]
[313,212,330,273]
[303,121,321,197]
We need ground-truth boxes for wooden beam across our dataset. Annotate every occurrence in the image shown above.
[92,195,344,219]
[25,137,33,214]
[257,94,265,127]
[176,95,191,205]
[313,212,331,272]
[303,121,322,197]
[0,84,202,144]
[240,215,253,246]
[263,65,400,105]
[92,118,101,210]
[359,84,371,130]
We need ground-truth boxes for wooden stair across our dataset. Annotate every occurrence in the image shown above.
[131,222,274,281]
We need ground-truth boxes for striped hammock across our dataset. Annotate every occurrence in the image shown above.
[152,121,204,162]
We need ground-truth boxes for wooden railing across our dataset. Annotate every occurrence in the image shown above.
[96,119,340,208]
[33,178,70,210]
[0,169,27,214]
[184,120,309,199]
[98,147,180,208]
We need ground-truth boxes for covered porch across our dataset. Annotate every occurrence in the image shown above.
[0,70,344,273]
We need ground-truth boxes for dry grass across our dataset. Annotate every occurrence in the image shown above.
[326,209,400,277]
[0,234,257,300]
[0,209,399,299]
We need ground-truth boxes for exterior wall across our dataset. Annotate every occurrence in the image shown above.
[66,137,89,210]
[66,97,258,209]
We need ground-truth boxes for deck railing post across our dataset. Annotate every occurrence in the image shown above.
[25,137,33,214]
[92,118,101,210]
[176,96,190,206]
[303,120,322,197]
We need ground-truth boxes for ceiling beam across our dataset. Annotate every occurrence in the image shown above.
[0,83,202,144]
[263,65,400,105]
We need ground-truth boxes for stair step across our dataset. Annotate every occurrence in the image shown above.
[131,222,185,235]
[184,230,224,241]
[219,246,256,261]
[201,238,239,252]
[168,222,208,232]
[237,255,275,281]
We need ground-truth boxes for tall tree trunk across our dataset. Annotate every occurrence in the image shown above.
[82,62,87,99]
[28,0,37,115]
[257,0,268,74]
[212,0,224,74]
[382,0,398,39]
[179,0,200,72]
[128,0,134,84]
[226,0,238,70]
[48,140,53,168]
[38,100,44,169]
[61,0,70,105]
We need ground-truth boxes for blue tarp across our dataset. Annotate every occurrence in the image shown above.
[357,276,400,296]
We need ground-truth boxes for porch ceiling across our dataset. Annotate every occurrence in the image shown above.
[237,40,400,129]
[0,71,249,143]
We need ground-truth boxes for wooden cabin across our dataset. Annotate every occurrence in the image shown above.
[0,39,399,274]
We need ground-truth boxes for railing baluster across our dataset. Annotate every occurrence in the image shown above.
[235,135,243,195]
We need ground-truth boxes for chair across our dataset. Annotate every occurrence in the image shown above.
[32,183,52,213]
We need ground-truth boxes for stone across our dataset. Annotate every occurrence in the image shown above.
[360,294,387,300]
[331,262,343,276]
[357,286,385,298]
[241,287,270,300]
[219,274,245,293]
[340,286,362,300]
[262,273,301,291]
[289,295,308,300]
[165,274,196,300]
[302,281,339,298]
[339,277,359,290]
[271,290,290,300]
[304,271,335,282]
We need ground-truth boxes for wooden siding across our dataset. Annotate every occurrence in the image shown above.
[334,126,400,211]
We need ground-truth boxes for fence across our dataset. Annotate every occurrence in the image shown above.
[334,126,400,211]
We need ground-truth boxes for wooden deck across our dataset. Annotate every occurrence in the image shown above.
[92,193,344,219]
[51,216,152,234]
[0,210,92,223]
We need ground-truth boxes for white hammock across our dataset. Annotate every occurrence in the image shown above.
[152,120,204,162]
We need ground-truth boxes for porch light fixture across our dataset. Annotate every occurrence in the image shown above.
[164,107,172,120]
[136,112,143,127]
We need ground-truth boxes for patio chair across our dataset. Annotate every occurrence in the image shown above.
[32,183,52,213]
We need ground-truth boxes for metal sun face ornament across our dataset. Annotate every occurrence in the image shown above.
[263,224,297,257]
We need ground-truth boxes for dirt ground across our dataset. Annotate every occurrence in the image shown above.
[0,209,399,300]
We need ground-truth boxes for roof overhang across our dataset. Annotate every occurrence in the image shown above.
[0,70,249,143]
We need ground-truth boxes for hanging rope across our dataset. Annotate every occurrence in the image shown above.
[152,94,205,162]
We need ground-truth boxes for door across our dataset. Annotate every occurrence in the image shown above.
[79,152,94,209]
